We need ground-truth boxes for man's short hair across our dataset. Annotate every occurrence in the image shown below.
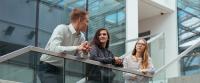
[70,8,88,23]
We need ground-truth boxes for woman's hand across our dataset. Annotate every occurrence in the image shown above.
[114,57,123,65]
[131,74,137,80]
[139,69,148,74]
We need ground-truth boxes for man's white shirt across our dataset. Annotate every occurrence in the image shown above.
[40,24,86,67]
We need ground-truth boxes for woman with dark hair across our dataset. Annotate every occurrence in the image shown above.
[123,38,155,83]
[87,28,122,83]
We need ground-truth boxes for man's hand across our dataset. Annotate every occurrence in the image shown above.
[78,41,91,53]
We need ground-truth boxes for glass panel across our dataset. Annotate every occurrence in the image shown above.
[65,59,86,83]
[0,46,154,83]
[195,27,200,32]
[0,0,36,55]
[178,0,200,53]
[150,33,166,83]
[64,58,153,83]
[0,51,40,83]
[179,32,194,41]
[178,0,200,79]
[152,46,200,83]
[37,52,65,83]
[0,51,66,83]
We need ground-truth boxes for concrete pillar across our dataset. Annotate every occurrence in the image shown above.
[126,0,138,53]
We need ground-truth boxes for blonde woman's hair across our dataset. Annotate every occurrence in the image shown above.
[132,38,150,69]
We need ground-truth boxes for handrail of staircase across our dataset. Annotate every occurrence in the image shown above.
[110,32,164,47]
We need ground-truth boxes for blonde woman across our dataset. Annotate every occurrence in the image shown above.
[123,38,155,83]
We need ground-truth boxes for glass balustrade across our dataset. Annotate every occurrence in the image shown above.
[0,46,153,83]
[152,41,200,83]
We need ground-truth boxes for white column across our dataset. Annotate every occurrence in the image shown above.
[126,0,138,53]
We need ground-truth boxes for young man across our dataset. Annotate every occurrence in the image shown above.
[38,8,90,83]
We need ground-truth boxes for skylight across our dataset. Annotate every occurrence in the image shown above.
[180,37,200,47]
[181,17,200,27]
[179,32,194,41]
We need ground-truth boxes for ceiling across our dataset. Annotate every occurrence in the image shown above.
[138,0,172,21]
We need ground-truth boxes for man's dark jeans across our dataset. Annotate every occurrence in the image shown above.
[38,61,64,83]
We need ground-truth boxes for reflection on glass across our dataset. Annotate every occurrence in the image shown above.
[150,34,166,83]
[64,59,152,83]
[0,52,41,83]
[0,0,36,55]
[178,0,200,77]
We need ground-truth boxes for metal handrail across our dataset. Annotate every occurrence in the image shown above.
[110,32,163,47]
[154,40,200,76]
[0,46,153,77]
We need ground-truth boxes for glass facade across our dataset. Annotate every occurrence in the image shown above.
[0,0,36,55]
[87,0,126,56]
[177,0,200,75]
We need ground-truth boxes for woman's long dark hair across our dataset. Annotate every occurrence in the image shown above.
[92,28,110,48]
[132,38,150,69]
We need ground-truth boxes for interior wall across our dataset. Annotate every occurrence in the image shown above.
[139,2,180,80]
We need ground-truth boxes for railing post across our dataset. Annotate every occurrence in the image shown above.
[34,0,40,83]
